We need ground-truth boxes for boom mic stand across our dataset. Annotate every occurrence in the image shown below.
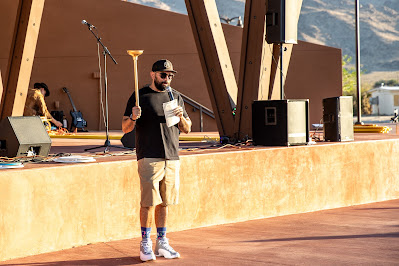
[82,21,132,152]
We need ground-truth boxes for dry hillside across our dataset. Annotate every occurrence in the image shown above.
[128,0,399,84]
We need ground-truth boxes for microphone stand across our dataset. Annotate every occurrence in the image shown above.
[83,25,132,152]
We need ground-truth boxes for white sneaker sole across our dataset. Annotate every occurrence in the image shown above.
[140,251,156,261]
[156,249,180,259]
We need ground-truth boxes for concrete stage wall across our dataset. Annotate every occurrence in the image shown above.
[1,140,399,261]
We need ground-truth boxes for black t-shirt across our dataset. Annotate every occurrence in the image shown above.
[124,86,188,160]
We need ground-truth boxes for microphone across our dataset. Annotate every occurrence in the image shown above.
[81,20,95,28]
[166,86,174,101]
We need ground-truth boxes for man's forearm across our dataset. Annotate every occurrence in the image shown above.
[178,117,191,134]
[122,116,136,133]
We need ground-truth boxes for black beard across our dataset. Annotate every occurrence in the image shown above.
[155,79,167,91]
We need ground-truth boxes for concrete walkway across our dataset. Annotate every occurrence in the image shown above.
[1,199,398,265]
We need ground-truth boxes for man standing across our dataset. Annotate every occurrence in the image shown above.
[122,59,192,262]
[24,82,63,128]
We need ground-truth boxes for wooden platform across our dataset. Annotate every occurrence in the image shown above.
[1,130,399,261]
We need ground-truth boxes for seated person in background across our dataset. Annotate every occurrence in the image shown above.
[24,82,63,128]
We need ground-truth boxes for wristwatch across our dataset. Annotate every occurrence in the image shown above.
[129,114,136,121]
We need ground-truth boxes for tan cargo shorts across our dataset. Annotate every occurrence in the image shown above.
[137,158,180,207]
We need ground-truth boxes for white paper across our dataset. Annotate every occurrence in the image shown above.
[53,156,96,163]
[163,99,180,127]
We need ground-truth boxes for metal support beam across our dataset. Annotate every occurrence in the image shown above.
[234,0,273,140]
[199,106,204,132]
[355,0,363,125]
[185,0,237,138]
[269,43,293,100]
[0,0,45,119]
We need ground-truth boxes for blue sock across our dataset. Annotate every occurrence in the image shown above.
[141,227,151,239]
[157,227,167,239]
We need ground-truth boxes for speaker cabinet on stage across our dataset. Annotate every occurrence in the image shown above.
[252,100,309,146]
[323,96,354,142]
[266,0,299,44]
[0,116,52,158]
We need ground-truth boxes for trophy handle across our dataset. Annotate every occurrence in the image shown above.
[127,50,144,106]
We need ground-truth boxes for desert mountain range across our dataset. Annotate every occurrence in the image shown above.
[127,0,399,81]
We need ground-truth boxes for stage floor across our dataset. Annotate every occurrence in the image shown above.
[3,123,399,170]
[1,123,393,170]
[48,125,399,160]
[49,130,221,155]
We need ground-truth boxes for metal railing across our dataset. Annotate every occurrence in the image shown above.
[173,89,215,132]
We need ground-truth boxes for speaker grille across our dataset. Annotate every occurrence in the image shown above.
[0,116,52,157]
[252,100,309,146]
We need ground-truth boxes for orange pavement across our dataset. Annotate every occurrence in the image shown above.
[1,199,398,265]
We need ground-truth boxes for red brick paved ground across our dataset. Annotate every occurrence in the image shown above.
[1,199,398,265]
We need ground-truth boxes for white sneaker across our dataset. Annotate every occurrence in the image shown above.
[155,237,180,259]
[140,239,156,262]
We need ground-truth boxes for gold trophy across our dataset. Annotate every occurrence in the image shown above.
[127,50,144,106]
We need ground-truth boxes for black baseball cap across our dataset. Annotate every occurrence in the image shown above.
[34,82,50,97]
[152,59,177,73]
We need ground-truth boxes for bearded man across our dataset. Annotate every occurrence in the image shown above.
[122,59,191,262]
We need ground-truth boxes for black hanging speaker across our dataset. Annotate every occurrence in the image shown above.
[0,116,52,158]
[323,96,354,142]
[266,0,299,44]
[252,99,309,146]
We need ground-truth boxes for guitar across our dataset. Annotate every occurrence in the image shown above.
[62,87,87,131]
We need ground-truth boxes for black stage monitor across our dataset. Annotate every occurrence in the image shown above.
[252,99,309,146]
[0,116,52,158]
[323,96,354,142]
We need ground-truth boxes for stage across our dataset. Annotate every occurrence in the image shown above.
[1,129,399,261]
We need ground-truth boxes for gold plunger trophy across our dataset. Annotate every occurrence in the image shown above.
[127,50,144,106]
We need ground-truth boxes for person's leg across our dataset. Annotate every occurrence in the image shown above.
[154,160,180,259]
[140,206,155,238]
[155,204,167,228]
[155,204,167,240]
[137,158,165,262]
[139,206,156,261]
[154,204,179,259]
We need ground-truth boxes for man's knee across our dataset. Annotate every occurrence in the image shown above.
[141,206,154,212]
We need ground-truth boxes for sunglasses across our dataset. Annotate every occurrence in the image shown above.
[158,72,174,79]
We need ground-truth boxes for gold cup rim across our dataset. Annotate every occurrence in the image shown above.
[127,50,144,56]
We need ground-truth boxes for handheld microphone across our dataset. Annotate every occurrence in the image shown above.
[81,20,95,28]
[166,86,174,101]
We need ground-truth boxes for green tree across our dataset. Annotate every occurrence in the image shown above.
[342,55,356,96]
[342,55,371,115]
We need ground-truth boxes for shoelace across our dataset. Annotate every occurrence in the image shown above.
[159,239,176,253]
[141,240,153,254]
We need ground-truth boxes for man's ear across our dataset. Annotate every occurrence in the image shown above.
[150,71,155,80]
